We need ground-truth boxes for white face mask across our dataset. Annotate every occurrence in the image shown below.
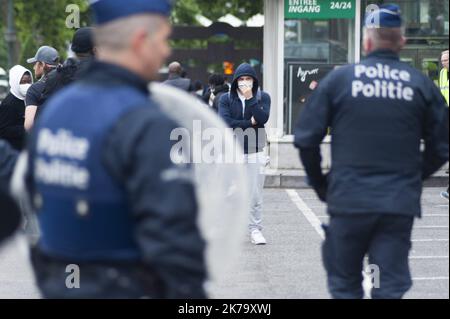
[238,80,253,91]
[19,83,31,97]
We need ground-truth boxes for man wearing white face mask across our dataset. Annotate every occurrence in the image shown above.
[0,65,33,150]
[219,63,271,245]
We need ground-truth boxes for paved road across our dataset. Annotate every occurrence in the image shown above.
[0,188,448,299]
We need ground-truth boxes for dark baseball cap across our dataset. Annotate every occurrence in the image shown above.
[27,46,59,65]
[71,27,94,54]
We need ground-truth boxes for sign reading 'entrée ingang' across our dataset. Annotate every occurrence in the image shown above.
[285,0,356,20]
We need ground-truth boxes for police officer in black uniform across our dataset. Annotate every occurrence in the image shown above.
[294,5,449,299]
[26,0,206,299]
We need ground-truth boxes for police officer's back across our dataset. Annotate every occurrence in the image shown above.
[26,0,206,299]
[294,5,449,299]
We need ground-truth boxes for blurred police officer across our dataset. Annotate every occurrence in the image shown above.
[26,0,206,299]
[294,5,449,299]
[0,140,20,244]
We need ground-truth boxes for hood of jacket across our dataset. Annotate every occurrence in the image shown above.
[231,63,259,98]
[8,65,33,100]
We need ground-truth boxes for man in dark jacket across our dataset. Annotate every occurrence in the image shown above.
[219,63,271,245]
[209,74,229,112]
[163,61,192,92]
[40,27,95,106]
[294,5,449,299]
[24,46,59,131]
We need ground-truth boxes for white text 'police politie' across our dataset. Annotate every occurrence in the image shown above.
[352,63,414,101]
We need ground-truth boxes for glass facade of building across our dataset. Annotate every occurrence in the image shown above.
[283,0,449,135]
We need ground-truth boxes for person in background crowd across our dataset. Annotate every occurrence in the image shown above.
[0,65,33,150]
[219,63,271,245]
[439,50,449,106]
[24,46,59,131]
[438,49,449,200]
[40,27,96,105]
[207,74,229,112]
[163,61,193,92]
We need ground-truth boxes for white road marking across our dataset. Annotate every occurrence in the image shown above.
[286,189,324,239]
[412,239,449,242]
[414,226,449,229]
[409,256,449,260]
[422,214,449,217]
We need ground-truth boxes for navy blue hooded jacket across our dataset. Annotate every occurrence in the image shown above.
[219,63,271,154]
[294,50,449,217]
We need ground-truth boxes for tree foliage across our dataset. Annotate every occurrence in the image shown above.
[172,0,264,25]
[0,0,91,67]
[0,0,264,68]
[13,0,91,65]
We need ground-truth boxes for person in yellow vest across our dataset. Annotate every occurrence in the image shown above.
[439,50,449,200]
[440,50,449,105]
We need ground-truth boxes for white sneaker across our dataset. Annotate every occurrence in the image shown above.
[250,230,267,245]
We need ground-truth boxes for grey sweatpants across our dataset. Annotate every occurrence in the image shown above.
[244,152,267,232]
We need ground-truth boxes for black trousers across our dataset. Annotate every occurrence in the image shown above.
[322,213,414,299]
[0,192,21,244]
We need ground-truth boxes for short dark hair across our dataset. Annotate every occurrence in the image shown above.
[208,74,225,86]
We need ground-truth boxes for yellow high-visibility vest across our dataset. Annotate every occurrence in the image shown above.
[439,68,449,106]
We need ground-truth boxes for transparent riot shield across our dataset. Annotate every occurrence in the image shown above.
[150,83,250,287]
[9,83,250,295]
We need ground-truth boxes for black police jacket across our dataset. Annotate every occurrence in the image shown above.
[295,50,449,217]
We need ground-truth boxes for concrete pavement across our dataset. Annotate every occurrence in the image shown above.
[0,188,448,299]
